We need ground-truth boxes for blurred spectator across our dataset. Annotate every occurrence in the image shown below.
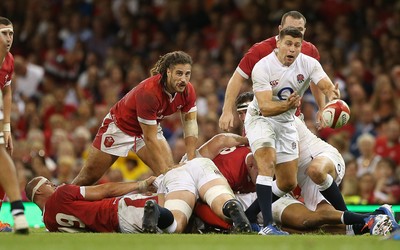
[349,103,377,157]
[42,88,77,130]
[341,159,360,204]
[104,168,124,183]
[357,172,376,204]
[327,131,354,163]
[55,155,76,185]
[196,77,217,118]
[373,158,400,204]
[355,133,381,178]
[109,152,151,182]
[13,55,44,101]
[375,118,400,166]
[171,137,186,163]
[58,13,92,52]
[391,65,400,97]
[370,74,399,124]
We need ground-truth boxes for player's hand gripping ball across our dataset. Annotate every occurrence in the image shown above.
[322,99,350,129]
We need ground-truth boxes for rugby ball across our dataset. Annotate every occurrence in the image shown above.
[322,99,350,129]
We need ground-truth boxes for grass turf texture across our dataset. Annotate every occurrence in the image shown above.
[0,229,398,250]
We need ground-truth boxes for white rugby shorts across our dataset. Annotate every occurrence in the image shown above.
[245,113,299,164]
[158,158,226,199]
[93,113,166,156]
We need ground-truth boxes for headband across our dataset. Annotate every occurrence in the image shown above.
[236,101,251,111]
[31,177,47,201]
[0,28,13,33]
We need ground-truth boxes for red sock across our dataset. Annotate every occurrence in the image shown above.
[194,201,231,230]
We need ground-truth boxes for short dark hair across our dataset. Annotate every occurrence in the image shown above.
[235,92,254,111]
[279,26,303,40]
[0,17,12,26]
[281,11,306,26]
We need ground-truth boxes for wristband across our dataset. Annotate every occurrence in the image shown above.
[3,123,11,132]
[138,180,147,192]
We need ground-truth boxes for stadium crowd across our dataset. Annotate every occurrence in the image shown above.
[0,0,400,206]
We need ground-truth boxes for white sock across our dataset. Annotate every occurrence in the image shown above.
[256,175,273,186]
[317,174,334,191]
[163,219,177,233]
[272,180,286,197]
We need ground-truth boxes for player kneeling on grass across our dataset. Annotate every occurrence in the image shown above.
[25,176,175,233]
[144,157,251,234]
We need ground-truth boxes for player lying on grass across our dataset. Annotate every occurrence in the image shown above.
[146,157,251,234]
[25,176,176,233]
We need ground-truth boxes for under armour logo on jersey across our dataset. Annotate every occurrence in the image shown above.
[292,142,297,150]
[297,74,305,84]
[104,136,115,147]
[177,105,183,110]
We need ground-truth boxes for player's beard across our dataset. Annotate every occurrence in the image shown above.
[175,81,187,92]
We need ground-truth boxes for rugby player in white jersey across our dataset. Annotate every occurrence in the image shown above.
[237,92,397,235]
[245,26,341,235]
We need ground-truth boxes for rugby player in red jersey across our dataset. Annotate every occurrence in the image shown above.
[219,10,325,132]
[72,51,198,185]
[0,16,29,234]
[25,176,177,233]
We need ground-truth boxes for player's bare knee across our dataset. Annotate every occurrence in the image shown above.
[306,165,326,184]
[173,214,187,233]
[279,180,297,193]
[164,199,192,232]
[302,218,320,228]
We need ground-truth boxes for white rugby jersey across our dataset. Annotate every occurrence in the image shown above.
[250,51,327,122]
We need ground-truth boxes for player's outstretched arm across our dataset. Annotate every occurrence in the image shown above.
[83,176,156,201]
[181,111,198,160]
[198,133,248,160]
[317,77,341,101]
[220,71,245,131]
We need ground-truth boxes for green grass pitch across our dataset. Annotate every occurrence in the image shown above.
[0,228,398,250]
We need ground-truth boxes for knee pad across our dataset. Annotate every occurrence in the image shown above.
[164,199,192,222]
[203,185,234,207]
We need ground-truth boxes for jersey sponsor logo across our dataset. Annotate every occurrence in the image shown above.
[104,136,115,147]
[277,87,294,100]
[297,74,305,84]
[269,80,279,87]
